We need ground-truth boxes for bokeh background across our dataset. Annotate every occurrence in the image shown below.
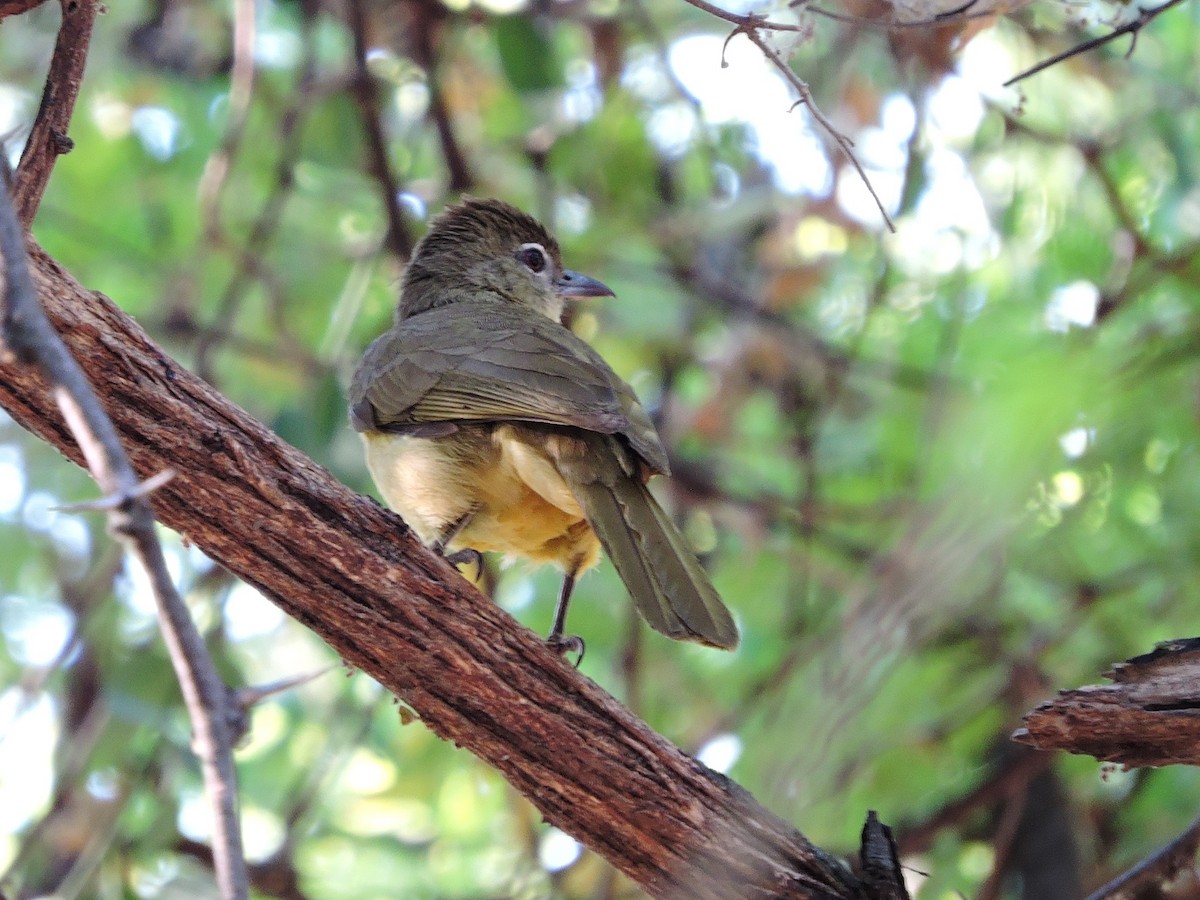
[2,0,1200,896]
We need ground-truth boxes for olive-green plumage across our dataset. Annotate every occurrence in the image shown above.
[349,198,738,650]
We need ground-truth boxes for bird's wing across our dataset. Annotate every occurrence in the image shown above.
[349,303,670,474]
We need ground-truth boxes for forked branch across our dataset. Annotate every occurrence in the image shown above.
[681,0,897,231]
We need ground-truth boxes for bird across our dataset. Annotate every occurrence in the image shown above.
[349,197,738,653]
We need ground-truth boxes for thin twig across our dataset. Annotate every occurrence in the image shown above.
[196,0,258,235]
[406,0,473,191]
[804,3,999,30]
[52,466,177,511]
[14,0,99,225]
[685,0,809,31]
[895,749,1049,856]
[346,0,415,261]
[1085,813,1200,900]
[194,19,322,381]
[1003,0,1187,87]
[0,180,249,897]
[679,0,896,231]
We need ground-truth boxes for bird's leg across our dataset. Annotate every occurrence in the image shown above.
[546,570,585,665]
[433,508,482,576]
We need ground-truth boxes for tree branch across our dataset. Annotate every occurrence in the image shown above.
[678,0,896,231]
[1084,813,1200,900]
[0,238,880,897]
[0,186,249,897]
[0,0,51,19]
[1016,638,1200,768]
[14,0,99,225]
[346,0,415,262]
[1002,0,1188,87]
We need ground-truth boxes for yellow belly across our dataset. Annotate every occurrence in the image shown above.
[361,427,601,573]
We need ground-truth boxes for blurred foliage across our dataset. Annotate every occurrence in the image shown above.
[1,0,1200,896]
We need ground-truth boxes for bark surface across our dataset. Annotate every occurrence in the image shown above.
[1017,638,1200,768]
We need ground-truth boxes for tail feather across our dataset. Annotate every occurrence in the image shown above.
[574,474,739,650]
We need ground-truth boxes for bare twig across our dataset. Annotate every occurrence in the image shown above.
[685,0,809,32]
[1003,0,1187,87]
[346,0,415,261]
[679,0,896,231]
[14,0,99,225]
[0,182,249,897]
[193,20,322,381]
[196,0,258,234]
[406,0,473,192]
[895,750,1050,855]
[803,3,999,30]
[1084,813,1200,900]
[976,783,1029,900]
[54,466,177,511]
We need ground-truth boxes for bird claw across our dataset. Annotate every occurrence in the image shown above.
[444,547,483,579]
[546,633,585,667]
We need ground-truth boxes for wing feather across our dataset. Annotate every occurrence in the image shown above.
[349,302,668,473]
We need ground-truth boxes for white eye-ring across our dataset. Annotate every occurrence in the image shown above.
[516,243,548,274]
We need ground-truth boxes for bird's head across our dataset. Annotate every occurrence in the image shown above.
[397,197,613,320]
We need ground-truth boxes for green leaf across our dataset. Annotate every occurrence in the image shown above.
[493,15,561,93]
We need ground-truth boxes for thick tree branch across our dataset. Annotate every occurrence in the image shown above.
[0,0,50,19]
[0,240,879,898]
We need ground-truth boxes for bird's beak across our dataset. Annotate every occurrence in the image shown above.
[556,269,615,299]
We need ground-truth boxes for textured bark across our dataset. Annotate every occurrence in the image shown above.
[0,241,870,899]
[1016,639,1200,768]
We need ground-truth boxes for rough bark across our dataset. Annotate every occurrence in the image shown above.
[0,240,872,898]
[1016,638,1200,768]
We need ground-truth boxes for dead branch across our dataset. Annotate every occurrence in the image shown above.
[894,749,1050,856]
[0,0,50,19]
[1016,638,1200,768]
[193,14,321,382]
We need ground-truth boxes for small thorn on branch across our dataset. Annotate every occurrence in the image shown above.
[53,467,178,512]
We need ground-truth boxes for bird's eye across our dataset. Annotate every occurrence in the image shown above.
[517,244,547,274]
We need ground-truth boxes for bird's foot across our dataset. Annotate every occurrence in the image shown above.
[546,633,585,668]
[444,547,484,581]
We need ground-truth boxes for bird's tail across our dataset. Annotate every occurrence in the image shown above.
[570,456,739,650]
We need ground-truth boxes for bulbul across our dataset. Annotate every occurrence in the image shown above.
[349,198,738,651]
